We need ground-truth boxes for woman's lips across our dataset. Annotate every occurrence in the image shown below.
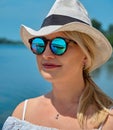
[42,63,62,69]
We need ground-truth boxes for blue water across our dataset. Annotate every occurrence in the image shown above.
[0,44,113,129]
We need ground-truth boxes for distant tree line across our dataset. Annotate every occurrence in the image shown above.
[0,19,113,47]
[92,19,113,47]
[0,38,22,45]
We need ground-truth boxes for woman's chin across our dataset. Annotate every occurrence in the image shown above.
[40,70,55,82]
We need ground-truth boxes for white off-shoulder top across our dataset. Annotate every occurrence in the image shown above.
[2,100,105,130]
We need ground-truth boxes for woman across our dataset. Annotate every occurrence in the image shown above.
[2,0,113,130]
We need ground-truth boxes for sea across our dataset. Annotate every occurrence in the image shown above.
[0,44,113,129]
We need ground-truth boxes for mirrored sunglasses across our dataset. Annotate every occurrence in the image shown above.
[29,37,77,56]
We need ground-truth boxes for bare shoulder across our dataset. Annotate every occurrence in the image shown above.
[12,94,51,119]
[103,109,113,130]
[12,100,25,119]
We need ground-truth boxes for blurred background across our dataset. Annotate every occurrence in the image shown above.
[0,0,113,129]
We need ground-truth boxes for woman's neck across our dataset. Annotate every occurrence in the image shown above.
[51,76,85,105]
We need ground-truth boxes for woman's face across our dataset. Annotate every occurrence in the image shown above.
[36,32,86,83]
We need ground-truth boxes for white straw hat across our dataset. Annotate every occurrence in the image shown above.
[20,0,112,72]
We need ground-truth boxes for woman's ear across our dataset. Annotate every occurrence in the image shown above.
[83,56,87,64]
[82,56,87,69]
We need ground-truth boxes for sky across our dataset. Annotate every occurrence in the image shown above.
[0,0,113,40]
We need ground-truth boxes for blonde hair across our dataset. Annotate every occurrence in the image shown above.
[64,31,113,129]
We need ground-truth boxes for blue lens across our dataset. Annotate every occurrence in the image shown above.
[50,38,67,55]
[31,38,45,54]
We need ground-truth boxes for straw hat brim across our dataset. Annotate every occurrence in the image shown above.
[20,22,112,72]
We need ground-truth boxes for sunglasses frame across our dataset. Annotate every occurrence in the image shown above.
[29,37,77,56]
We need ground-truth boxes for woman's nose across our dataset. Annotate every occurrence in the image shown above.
[42,44,55,59]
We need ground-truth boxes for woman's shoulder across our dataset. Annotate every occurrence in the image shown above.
[12,94,51,119]
[12,99,25,119]
[102,109,113,130]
